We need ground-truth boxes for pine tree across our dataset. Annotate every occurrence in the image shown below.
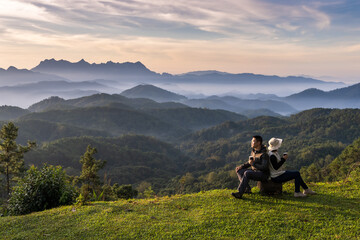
[0,122,36,196]
[79,145,106,201]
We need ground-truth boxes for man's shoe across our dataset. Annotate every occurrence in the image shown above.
[294,192,307,198]
[303,188,316,195]
[231,192,243,199]
[244,187,252,194]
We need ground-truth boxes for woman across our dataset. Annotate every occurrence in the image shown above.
[268,137,316,197]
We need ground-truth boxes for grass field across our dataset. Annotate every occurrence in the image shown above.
[1,180,359,240]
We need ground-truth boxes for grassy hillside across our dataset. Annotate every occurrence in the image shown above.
[1,180,359,239]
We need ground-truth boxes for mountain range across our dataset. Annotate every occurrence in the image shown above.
[285,83,360,109]
[0,58,358,113]
[1,81,359,119]
[31,59,160,81]
[121,84,187,102]
[28,59,343,86]
[120,84,360,115]
[1,58,345,88]
[0,66,65,85]
[0,92,246,144]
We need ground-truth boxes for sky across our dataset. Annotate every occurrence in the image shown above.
[0,0,360,83]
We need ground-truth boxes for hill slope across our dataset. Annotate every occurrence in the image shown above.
[0,66,65,86]
[28,93,188,112]
[24,135,191,187]
[1,180,359,239]
[0,106,29,121]
[301,137,360,182]
[20,107,189,139]
[180,108,360,171]
[121,84,187,102]
[284,83,360,110]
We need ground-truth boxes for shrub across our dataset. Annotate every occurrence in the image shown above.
[8,164,76,215]
[113,184,138,199]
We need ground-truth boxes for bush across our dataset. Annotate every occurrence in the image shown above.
[8,164,76,215]
[113,184,138,199]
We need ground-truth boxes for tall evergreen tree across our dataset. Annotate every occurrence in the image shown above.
[79,145,106,201]
[0,122,36,196]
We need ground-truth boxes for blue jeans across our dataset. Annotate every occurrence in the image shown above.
[272,170,308,193]
[237,169,268,194]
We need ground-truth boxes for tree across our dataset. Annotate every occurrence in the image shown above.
[8,164,75,216]
[0,122,35,196]
[79,145,106,201]
[112,184,138,199]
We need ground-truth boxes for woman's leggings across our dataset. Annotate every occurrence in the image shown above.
[272,170,308,192]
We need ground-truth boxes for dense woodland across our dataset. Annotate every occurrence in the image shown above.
[0,94,360,204]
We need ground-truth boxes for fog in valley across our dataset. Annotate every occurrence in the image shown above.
[0,60,358,115]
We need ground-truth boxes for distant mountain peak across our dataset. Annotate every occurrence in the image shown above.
[31,59,156,80]
[135,61,145,66]
[286,88,327,99]
[7,66,18,71]
[286,83,360,101]
[77,59,90,65]
[121,84,187,102]
[5,66,33,74]
[180,70,229,76]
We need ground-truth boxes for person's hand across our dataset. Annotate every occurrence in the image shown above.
[248,156,254,165]
[235,166,241,172]
[283,153,289,160]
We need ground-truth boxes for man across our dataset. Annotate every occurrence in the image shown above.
[232,135,269,199]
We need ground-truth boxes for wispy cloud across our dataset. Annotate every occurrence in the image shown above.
[1,0,337,40]
[0,0,360,83]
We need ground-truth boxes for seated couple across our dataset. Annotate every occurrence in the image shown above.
[232,135,316,199]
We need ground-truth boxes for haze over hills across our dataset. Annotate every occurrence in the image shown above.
[27,93,188,113]
[0,80,112,93]
[0,106,30,121]
[0,66,66,86]
[121,84,187,102]
[1,81,356,147]
[0,58,357,113]
[0,80,105,107]
[118,84,297,116]
[29,58,344,86]
[0,92,246,144]
[287,83,360,99]
[1,81,360,119]
[28,58,346,95]
[285,83,360,110]
[1,59,347,89]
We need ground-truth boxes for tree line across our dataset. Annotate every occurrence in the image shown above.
[0,122,139,216]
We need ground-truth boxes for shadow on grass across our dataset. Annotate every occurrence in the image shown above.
[239,190,360,219]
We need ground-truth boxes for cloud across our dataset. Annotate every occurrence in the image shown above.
[0,0,336,41]
[0,0,360,83]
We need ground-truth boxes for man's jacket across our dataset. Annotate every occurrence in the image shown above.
[239,145,270,176]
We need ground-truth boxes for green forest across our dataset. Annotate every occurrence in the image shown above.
[0,94,360,217]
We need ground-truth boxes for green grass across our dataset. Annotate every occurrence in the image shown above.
[1,180,359,240]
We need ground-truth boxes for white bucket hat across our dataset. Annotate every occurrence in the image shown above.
[268,138,283,151]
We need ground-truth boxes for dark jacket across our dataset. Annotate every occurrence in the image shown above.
[239,145,270,176]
